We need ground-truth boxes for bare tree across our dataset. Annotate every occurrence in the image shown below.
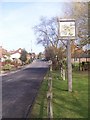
[33,17,59,48]
[62,2,88,48]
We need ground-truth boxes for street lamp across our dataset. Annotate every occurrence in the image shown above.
[58,18,76,92]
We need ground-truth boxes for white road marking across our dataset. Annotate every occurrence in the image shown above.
[7,79,13,82]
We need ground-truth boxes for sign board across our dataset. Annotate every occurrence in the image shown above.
[58,19,75,39]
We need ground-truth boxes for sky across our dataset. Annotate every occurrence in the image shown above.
[0,0,88,54]
[0,2,66,54]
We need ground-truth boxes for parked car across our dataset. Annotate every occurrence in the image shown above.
[41,58,48,61]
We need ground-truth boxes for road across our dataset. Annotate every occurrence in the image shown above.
[2,61,49,118]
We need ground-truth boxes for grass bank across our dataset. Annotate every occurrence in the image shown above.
[29,70,88,118]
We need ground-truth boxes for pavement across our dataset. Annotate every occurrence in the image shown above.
[1,61,49,118]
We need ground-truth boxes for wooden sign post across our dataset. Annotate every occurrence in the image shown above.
[58,19,76,92]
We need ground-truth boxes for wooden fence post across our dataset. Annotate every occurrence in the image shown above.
[61,67,65,80]
[47,77,53,118]
[62,69,65,80]
[50,61,52,71]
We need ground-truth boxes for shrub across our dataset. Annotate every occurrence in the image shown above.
[2,64,12,71]
[5,59,11,64]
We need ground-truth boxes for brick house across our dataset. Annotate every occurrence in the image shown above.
[0,46,10,64]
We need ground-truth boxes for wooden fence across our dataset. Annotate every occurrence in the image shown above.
[61,67,66,80]
[47,76,53,118]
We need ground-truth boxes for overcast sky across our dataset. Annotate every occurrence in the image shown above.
[0,0,88,54]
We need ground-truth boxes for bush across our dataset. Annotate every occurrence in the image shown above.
[2,64,12,71]
[5,59,11,64]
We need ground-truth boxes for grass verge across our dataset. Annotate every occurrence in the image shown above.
[29,70,88,118]
[28,74,48,118]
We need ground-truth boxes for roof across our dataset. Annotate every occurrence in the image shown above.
[0,47,22,58]
[9,48,22,55]
[0,46,9,58]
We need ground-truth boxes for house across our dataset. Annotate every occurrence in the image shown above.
[71,55,90,63]
[26,53,31,60]
[0,46,10,63]
[9,48,22,65]
[71,49,90,63]
[70,42,90,63]
[26,52,36,63]
[31,53,36,59]
[10,48,22,60]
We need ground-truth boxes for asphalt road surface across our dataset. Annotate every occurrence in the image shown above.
[2,61,49,118]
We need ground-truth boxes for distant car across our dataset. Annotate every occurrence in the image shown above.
[41,58,48,61]
[33,59,40,62]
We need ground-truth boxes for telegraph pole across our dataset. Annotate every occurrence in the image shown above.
[31,40,33,62]
[31,40,32,53]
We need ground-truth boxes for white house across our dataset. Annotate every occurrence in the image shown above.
[10,52,21,60]
[10,48,22,60]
